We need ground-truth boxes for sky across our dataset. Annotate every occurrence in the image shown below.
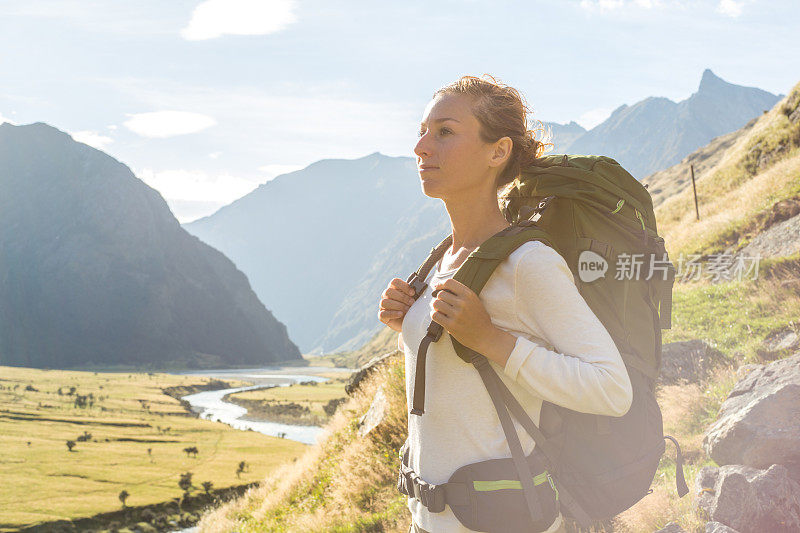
[1,0,798,223]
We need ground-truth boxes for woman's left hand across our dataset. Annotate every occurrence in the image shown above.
[429,278,499,354]
[430,278,517,366]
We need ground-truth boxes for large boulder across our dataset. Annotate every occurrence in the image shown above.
[694,464,800,532]
[659,340,725,385]
[704,353,800,479]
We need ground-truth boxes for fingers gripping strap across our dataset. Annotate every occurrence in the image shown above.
[470,352,544,521]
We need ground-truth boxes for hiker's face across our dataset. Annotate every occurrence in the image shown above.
[414,93,499,200]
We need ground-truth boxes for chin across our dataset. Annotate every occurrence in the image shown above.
[419,179,445,199]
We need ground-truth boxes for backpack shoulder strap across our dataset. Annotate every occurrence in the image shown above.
[449,224,556,363]
[406,234,453,299]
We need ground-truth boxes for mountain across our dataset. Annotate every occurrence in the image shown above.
[183,152,450,354]
[0,122,301,369]
[641,116,759,209]
[543,120,586,154]
[565,69,782,178]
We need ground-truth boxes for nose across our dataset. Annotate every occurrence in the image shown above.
[414,131,430,160]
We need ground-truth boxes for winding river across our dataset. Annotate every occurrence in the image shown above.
[173,365,354,445]
[166,365,355,532]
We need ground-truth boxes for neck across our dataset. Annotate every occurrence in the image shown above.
[442,190,510,251]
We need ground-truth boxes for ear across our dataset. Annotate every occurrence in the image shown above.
[488,136,513,169]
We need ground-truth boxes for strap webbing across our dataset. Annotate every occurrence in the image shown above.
[664,435,689,497]
[406,235,453,300]
[470,352,544,522]
[410,322,443,415]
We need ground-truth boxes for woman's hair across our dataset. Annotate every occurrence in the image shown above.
[432,74,552,196]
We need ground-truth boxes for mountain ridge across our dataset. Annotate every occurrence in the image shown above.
[0,121,301,369]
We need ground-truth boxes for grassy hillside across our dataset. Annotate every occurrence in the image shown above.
[655,80,800,258]
[0,367,307,531]
[641,118,758,209]
[197,81,800,533]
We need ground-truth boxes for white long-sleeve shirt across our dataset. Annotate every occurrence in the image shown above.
[400,239,633,533]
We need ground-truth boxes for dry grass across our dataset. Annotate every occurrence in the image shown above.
[196,352,410,532]
[658,153,800,257]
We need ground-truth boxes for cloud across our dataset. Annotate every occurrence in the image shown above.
[716,0,747,17]
[123,110,216,138]
[134,167,261,220]
[577,107,613,129]
[181,0,297,41]
[100,76,419,161]
[70,130,114,150]
[0,112,16,125]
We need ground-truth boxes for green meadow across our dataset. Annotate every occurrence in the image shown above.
[0,366,307,531]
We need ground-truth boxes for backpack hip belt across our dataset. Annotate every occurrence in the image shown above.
[396,425,562,533]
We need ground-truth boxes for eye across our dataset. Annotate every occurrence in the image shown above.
[417,127,451,138]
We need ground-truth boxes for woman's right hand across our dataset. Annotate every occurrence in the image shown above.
[378,278,417,332]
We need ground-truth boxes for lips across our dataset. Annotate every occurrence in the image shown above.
[419,165,439,172]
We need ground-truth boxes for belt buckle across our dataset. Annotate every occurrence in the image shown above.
[397,468,406,494]
[411,475,422,501]
[417,480,445,513]
[416,479,430,507]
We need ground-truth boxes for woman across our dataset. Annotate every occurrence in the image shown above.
[378,75,633,533]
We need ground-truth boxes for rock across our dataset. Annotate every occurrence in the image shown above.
[655,521,686,532]
[735,364,760,380]
[734,213,800,260]
[357,385,387,437]
[345,351,395,396]
[757,328,800,362]
[133,523,158,533]
[694,464,800,532]
[704,353,800,479]
[659,340,725,384]
[705,522,740,533]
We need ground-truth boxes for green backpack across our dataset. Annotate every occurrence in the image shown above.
[400,154,688,531]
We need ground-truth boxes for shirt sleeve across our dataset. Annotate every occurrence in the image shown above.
[501,243,633,417]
